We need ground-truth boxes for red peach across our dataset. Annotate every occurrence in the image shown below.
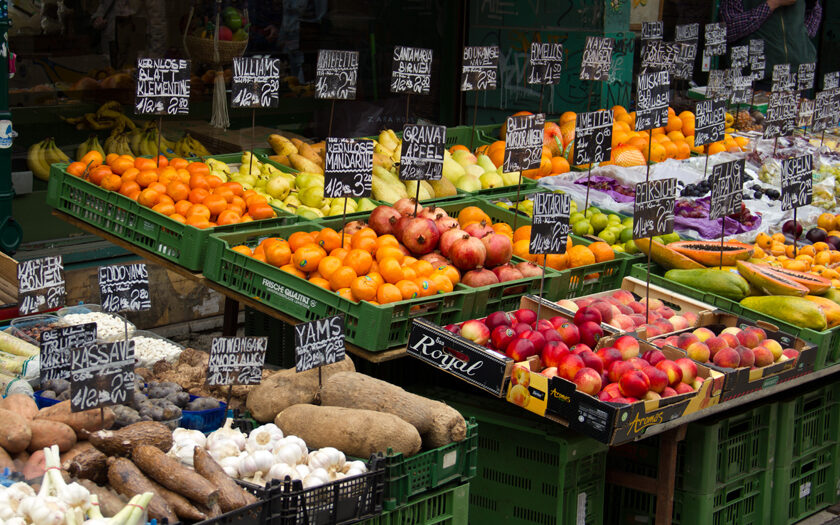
[692,327,716,342]
[596,347,623,371]
[752,346,775,367]
[713,347,741,368]
[556,322,581,346]
[608,360,636,383]
[642,365,669,393]
[656,306,675,319]
[676,333,700,350]
[668,316,689,331]
[655,360,683,386]
[614,335,641,360]
[573,367,603,396]
[675,358,698,384]
[557,352,585,381]
[686,341,711,363]
[589,301,615,323]
[782,348,800,359]
[541,340,570,368]
[619,370,651,398]
[580,350,604,374]
[642,297,664,310]
[629,301,646,314]
[736,346,755,368]
[675,382,694,395]
[542,366,558,378]
[661,386,678,398]
[611,290,635,305]
[762,338,783,360]
[642,349,667,366]
[737,329,761,349]
[705,336,728,358]
[720,332,739,348]
[683,312,699,325]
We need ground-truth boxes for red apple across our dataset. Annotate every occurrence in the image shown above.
[642,349,667,366]
[655,360,683,386]
[608,360,635,383]
[627,357,648,371]
[644,391,662,400]
[578,321,604,348]
[596,347,622,371]
[579,350,604,374]
[485,311,513,330]
[444,324,460,334]
[614,335,640,360]
[557,352,585,381]
[491,326,517,351]
[642,365,669,393]
[599,390,615,402]
[506,338,537,361]
[460,320,490,345]
[556,322,581,346]
[619,370,650,398]
[686,341,711,363]
[574,307,602,325]
[520,330,546,353]
[752,346,774,367]
[713,347,741,368]
[541,340,570,368]
[675,358,697,384]
[541,329,563,345]
[514,308,538,326]
[676,333,700,350]
[573,367,603,396]
[610,397,632,404]
[513,323,531,336]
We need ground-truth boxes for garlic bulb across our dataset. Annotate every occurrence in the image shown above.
[282,435,308,457]
[267,462,296,482]
[218,456,240,478]
[173,428,207,449]
[208,438,241,461]
[207,418,246,451]
[274,443,304,466]
[343,460,368,474]
[302,474,324,489]
[0,483,34,520]
[294,464,311,479]
[308,448,345,474]
[246,424,284,453]
[18,495,68,525]
[238,450,274,478]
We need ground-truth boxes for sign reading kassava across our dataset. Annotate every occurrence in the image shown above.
[70,340,134,412]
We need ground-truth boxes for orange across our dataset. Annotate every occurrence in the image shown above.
[288,231,316,252]
[330,247,349,262]
[317,255,343,279]
[662,141,678,159]
[119,180,141,197]
[813,242,830,252]
[80,150,104,169]
[513,239,536,262]
[66,161,87,177]
[414,277,436,297]
[379,257,404,284]
[450,144,469,153]
[401,267,417,281]
[492,222,513,238]
[429,274,453,294]
[458,206,491,226]
[205,175,223,189]
[546,253,568,271]
[105,153,119,166]
[329,266,357,290]
[249,204,275,220]
[818,213,837,231]
[265,241,292,267]
[174,200,193,216]
[377,283,403,304]
[734,136,749,149]
[169,157,189,170]
[513,226,531,243]
[152,202,175,215]
[101,174,123,192]
[344,249,373,275]
[410,259,434,277]
[707,142,726,155]
[559,111,577,124]
[646,142,667,163]
[187,203,211,221]
[186,161,210,176]
[395,279,420,300]
[435,265,460,285]
[169,213,187,224]
[309,277,331,290]
[351,227,377,243]
[350,275,378,302]
[88,165,113,186]
[626,135,648,150]
[213,186,236,203]
[374,234,400,251]
[279,263,306,279]
[121,167,139,183]
[549,156,570,174]
[667,130,686,143]
[189,188,210,204]
[367,271,384,287]
[567,245,596,268]
[375,245,405,263]
[216,209,241,225]
[293,243,326,272]
[523,156,552,179]
[167,181,190,202]
[665,116,683,133]
[588,241,615,262]
[351,234,377,253]
[189,174,210,191]
[315,228,342,253]
[147,182,167,196]
[231,245,252,256]
[245,194,269,209]
[185,215,212,229]
[674,141,691,160]
[204,195,228,217]
[134,157,157,171]
[336,288,356,302]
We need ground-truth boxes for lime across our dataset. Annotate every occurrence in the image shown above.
[598,230,617,245]
[584,208,596,218]
[570,212,586,224]
[590,213,609,232]
[622,217,634,228]
[624,239,640,254]
[619,227,634,243]
[661,232,681,244]
[608,214,622,223]
[572,220,591,236]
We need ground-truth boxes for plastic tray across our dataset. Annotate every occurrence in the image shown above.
[356,482,470,525]
[33,390,62,409]
[180,394,227,432]
[7,314,60,345]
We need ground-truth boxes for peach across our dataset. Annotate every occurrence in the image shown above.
[736,346,755,368]
[556,299,578,312]
[613,315,637,331]
[589,300,615,323]
[542,366,558,378]
[644,324,663,337]
[655,319,676,334]
[596,347,623,371]
[612,290,635,305]
[655,360,683,386]
[619,369,650,398]
[580,350,604,374]
[644,391,662,401]
[705,336,729,358]
[686,341,711,363]
[630,314,648,327]
[642,349,667,366]
[675,358,698,384]
[736,329,761,349]
[557,352,585,381]
[616,303,634,315]
[652,338,669,348]
[668,315,690,331]
[683,311,699,326]
[713,347,741,368]
[752,346,775,367]
[721,326,742,337]
[748,326,767,342]
[676,333,700,350]
[556,322,580,346]
[511,363,531,387]
[656,306,675,319]
[575,297,594,308]
[629,301,646,314]
[628,357,648,371]
[763,338,783,360]
[692,377,705,390]
[608,359,636,383]
[642,365,669,393]
[661,386,678,397]
[692,327,716,342]
[573,367,603,396]
[507,384,530,407]
[614,335,641,360]
[675,382,694,395]
[720,332,739,348]
[641,297,664,310]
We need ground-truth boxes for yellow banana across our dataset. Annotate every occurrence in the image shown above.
[27,140,51,181]
[43,138,70,165]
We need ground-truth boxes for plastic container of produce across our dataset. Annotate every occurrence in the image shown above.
[33,390,62,409]
[56,304,136,342]
[8,314,60,345]
[180,395,227,432]
[131,330,185,368]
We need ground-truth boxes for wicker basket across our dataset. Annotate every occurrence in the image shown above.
[184,35,247,65]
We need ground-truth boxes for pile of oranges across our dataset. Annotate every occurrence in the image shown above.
[510,225,615,271]
[475,138,571,180]
[753,231,840,287]
[65,151,276,229]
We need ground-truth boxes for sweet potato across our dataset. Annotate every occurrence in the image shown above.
[0,408,31,453]
[320,372,467,448]
[88,421,173,456]
[60,441,94,465]
[0,444,12,471]
[0,393,38,420]
[193,446,256,512]
[107,457,177,524]
[246,356,355,422]
[36,401,114,437]
[132,445,218,507]
[77,479,127,517]
[22,449,45,480]
[28,419,77,453]
[148,478,208,521]
[275,404,421,457]
[66,447,108,484]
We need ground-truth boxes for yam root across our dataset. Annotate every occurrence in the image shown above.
[107,457,177,523]
[0,393,38,420]
[193,446,257,512]
[60,441,94,465]
[28,419,77,453]
[66,448,108,484]
[275,404,421,457]
[88,421,173,456]
[320,372,466,448]
[77,479,127,517]
[0,445,12,471]
[148,478,208,521]
[247,356,355,422]
[131,445,218,507]
[36,401,114,437]
[0,408,31,453]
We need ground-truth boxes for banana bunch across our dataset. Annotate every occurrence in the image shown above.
[174,133,211,158]
[60,101,138,132]
[76,135,106,160]
[266,134,325,174]
[27,138,70,181]
[102,132,133,156]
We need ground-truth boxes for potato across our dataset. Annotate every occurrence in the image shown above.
[0,393,38,420]
[0,408,31,453]
[28,419,77,453]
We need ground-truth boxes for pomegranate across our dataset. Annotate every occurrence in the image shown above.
[435,215,460,232]
[449,234,486,270]
[463,220,495,238]
[419,205,446,220]
[343,220,367,235]
[392,215,411,240]
[461,267,499,287]
[493,264,524,282]
[394,198,422,216]
[516,261,543,277]
[401,218,440,255]
[421,252,449,266]
[369,205,401,236]
[481,233,513,267]
[439,228,467,258]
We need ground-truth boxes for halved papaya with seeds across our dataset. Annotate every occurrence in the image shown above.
[756,266,832,295]
[669,240,754,267]
[634,238,704,270]
[736,260,809,296]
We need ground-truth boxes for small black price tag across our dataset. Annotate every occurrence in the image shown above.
[633,178,676,239]
[798,62,816,92]
[694,99,726,146]
[529,193,571,255]
[461,46,500,91]
[781,155,813,211]
[763,91,798,139]
[706,69,732,100]
[749,39,766,81]
[98,263,150,313]
[294,315,346,373]
[640,41,681,76]
[527,42,563,85]
[641,21,664,41]
[324,138,373,198]
[730,45,749,69]
[675,23,700,43]
[574,110,613,165]
[797,98,815,128]
[503,113,545,173]
[812,91,835,132]
[70,340,134,413]
[772,63,794,93]
[206,336,268,386]
[231,57,281,108]
[823,71,839,91]
[135,58,190,116]
[675,42,698,80]
[391,46,433,95]
[399,124,446,181]
[704,22,727,57]
[17,255,65,316]
[709,159,744,220]
[635,69,670,132]
[40,323,97,384]
[315,49,359,100]
[579,36,614,82]
[731,73,753,105]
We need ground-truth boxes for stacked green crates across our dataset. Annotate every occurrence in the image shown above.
[357,483,470,525]
[772,383,840,524]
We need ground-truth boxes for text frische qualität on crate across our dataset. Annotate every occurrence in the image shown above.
[315,50,359,100]
[40,323,97,384]
[99,263,150,313]
[579,36,614,81]
[574,110,613,165]
[461,46,499,91]
[17,255,65,316]
[528,42,563,85]
[70,340,134,412]
[324,137,373,198]
[503,113,545,173]
[709,159,745,220]
[633,178,676,239]
[294,315,345,373]
[694,98,726,146]
[391,46,433,95]
[231,57,281,108]
[135,58,190,115]
[635,69,670,131]
[206,336,267,386]
[781,154,813,211]
[529,193,571,255]
[399,124,445,181]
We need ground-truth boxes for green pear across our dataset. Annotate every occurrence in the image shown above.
[465,164,485,178]
[442,154,466,183]
[429,177,457,197]
[356,198,377,212]
[231,173,257,188]
[296,206,323,219]
[476,154,497,173]
[452,149,477,169]
[210,169,228,182]
[455,174,481,192]
[284,194,301,207]
[300,185,325,208]
[265,175,291,200]
[501,171,521,186]
[295,172,324,191]
[480,171,504,189]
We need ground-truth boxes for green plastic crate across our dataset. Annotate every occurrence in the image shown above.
[45,163,298,271]
[629,262,840,370]
[357,483,470,525]
[775,382,840,466]
[771,443,840,525]
[454,177,540,199]
[381,420,477,511]
[673,468,773,525]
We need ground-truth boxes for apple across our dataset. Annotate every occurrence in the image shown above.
[570,343,593,354]
[510,363,531,386]
[736,346,755,368]
[549,316,570,329]
[535,319,555,332]
[619,370,651,398]
[642,349,667,366]
[737,329,761,349]
[491,326,517,351]
[762,338,783,360]
[676,333,700,350]
[642,365,669,393]
[596,347,623,371]
[556,299,578,312]
[612,290,635,305]
[514,308,538,326]
[520,330,546,353]
[484,311,512,330]
[542,366,558,378]
[507,384,530,407]
[752,346,774,367]
[541,341,571,368]
[556,322,581,346]
[655,360,683,386]
[574,307,602,325]
[693,327,716,342]
[705,336,728,359]
[608,359,635,383]
[675,358,698,384]
[713,347,741,368]
[675,382,694,394]
[506,338,537,361]
[573,367,603,396]
[614,335,640,360]
[460,320,490,345]
[661,386,678,397]
[686,341,711,363]
[578,321,604,348]
[579,350,604,374]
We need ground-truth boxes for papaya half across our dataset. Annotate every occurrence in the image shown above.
[668,240,754,267]
[759,266,832,295]
[633,238,704,270]
[740,296,828,331]
[736,261,809,296]
[664,268,751,301]
[803,295,840,328]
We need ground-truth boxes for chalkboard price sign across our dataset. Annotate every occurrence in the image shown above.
[675,23,699,43]
[315,50,359,100]
[207,337,268,386]
[529,193,571,255]
[635,69,670,132]
[694,99,726,146]
[763,91,798,139]
[633,178,676,239]
[324,138,373,198]
[461,46,499,91]
[824,71,839,91]
[40,323,97,384]
[710,159,744,220]
[579,37,614,81]
[99,263,150,313]
[294,315,345,373]
[781,155,813,211]
[231,57,280,108]
[730,45,749,69]
[18,255,65,316]
[704,23,727,57]
[772,64,794,93]
[749,39,766,80]
[503,113,545,173]
[731,73,753,105]
[135,58,190,116]
[706,69,731,100]
[574,110,613,165]
[798,62,816,92]
[70,340,134,413]
[676,42,698,80]
[400,124,446,181]
[528,42,563,85]
[797,98,815,128]
[641,21,664,40]
[391,46,433,95]
[812,91,835,132]
[640,41,681,76]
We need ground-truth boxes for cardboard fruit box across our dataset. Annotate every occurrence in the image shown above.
[640,311,818,402]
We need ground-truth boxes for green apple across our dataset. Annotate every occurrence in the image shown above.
[608,214,622,224]
[590,213,609,232]
[619,227,634,243]
[570,212,586,224]
[622,217,634,228]
[572,220,591,236]
[598,230,617,245]
[624,240,640,254]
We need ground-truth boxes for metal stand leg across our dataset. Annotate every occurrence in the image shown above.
[222,297,239,336]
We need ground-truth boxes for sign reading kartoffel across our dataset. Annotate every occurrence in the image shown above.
[574,110,613,165]
[70,340,134,412]
[528,42,563,85]
[763,91,798,139]
[503,113,545,172]
[461,46,499,91]
[529,193,571,255]
[580,37,614,81]
[207,336,267,386]
[694,99,726,146]
[324,138,373,198]
[18,255,65,316]
[710,159,744,220]
[315,50,359,100]
[704,23,727,57]
[399,124,445,181]
[294,315,345,373]
[135,58,190,115]
[391,46,433,95]
[633,179,676,239]
[635,69,670,131]
[231,57,280,108]
[99,263,150,313]
[781,155,813,211]
[40,323,97,383]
